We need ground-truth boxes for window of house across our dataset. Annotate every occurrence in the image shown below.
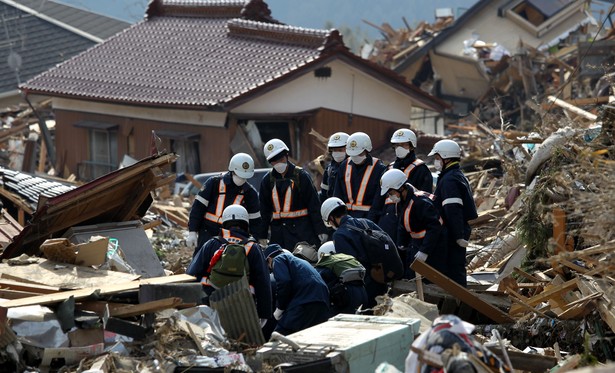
[156,130,201,175]
[502,0,576,36]
[75,121,118,181]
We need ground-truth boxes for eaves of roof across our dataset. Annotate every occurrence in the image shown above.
[226,44,450,113]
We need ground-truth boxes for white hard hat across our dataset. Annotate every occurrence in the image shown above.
[328,132,349,148]
[221,204,249,224]
[228,153,255,179]
[318,241,336,259]
[263,138,289,161]
[380,169,407,196]
[428,139,461,159]
[320,197,346,223]
[346,132,372,156]
[390,128,417,148]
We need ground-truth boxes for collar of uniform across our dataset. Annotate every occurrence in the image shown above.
[220,227,250,241]
[441,161,460,175]
[394,151,417,168]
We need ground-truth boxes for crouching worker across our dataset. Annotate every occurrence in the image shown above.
[264,244,329,335]
[315,241,367,317]
[186,204,272,323]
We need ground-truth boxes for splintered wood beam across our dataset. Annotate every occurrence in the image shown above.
[410,259,514,324]
[508,278,579,315]
[547,96,598,121]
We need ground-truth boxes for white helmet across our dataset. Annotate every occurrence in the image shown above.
[380,169,407,196]
[428,139,461,159]
[228,153,255,179]
[390,128,417,148]
[318,241,336,259]
[320,197,346,223]
[221,204,249,224]
[327,132,349,148]
[263,138,289,161]
[346,132,372,156]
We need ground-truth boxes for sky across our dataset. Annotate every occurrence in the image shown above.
[53,0,480,40]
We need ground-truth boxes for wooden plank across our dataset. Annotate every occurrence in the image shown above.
[577,279,615,332]
[0,289,43,299]
[0,279,60,294]
[410,259,514,324]
[508,279,578,315]
[546,95,598,121]
[0,274,195,311]
[487,347,557,372]
[552,208,566,254]
[512,267,546,283]
[111,297,182,318]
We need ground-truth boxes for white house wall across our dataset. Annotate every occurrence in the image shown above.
[436,0,591,57]
[53,98,227,127]
[232,60,418,125]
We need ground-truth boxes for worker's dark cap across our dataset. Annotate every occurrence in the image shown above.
[263,244,284,259]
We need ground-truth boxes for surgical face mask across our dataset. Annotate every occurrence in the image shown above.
[395,146,410,159]
[434,159,443,171]
[273,162,288,174]
[331,151,346,163]
[232,174,246,186]
[388,193,401,204]
[350,155,366,165]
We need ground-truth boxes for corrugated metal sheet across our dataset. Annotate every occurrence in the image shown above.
[209,276,265,345]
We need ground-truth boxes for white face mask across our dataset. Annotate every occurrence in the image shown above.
[350,155,366,165]
[388,194,401,204]
[395,146,410,159]
[331,151,346,163]
[232,174,246,186]
[273,162,288,174]
[434,159,443,171]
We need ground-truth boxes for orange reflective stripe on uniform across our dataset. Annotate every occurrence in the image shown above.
[344,158,354,204]
[205,180,244,223]
[345,157,378,211]
[403,159,424,178]
[403,199,426,239]
[271,179,307,220]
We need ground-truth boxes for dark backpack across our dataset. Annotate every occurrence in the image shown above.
[207,237,253,288]
[347,219,403,284]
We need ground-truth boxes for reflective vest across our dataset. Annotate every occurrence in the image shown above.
[385,159,426,205]
[271,176,308,220]
[403,192,442,239]
[344,157,379,212]
[204,179,244,223]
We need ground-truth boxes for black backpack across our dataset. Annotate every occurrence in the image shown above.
[347,219,403,284]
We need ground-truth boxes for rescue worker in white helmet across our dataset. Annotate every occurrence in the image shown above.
[333,132,387,222]
[319,132,349,203]
[314,241,368,317]
[257,139,328,250]
[380,169,447,279]
[187,153,262,252]
[379,128,434,265]
[428,139,478,287]
[186,204,272,322]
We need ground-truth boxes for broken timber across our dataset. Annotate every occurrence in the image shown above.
[410,259,514,324]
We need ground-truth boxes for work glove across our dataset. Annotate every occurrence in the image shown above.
[414,251,428,262]
[318,233,328,244]
[273,308,284,320]
[186,231,198,249]
[260,318,268,328]
[456,239,469,248]
[258,239,269,247]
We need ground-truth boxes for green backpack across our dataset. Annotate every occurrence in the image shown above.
[316,253,366,283]
[207,238,253,288]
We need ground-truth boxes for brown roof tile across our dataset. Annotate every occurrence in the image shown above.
[21,0,447,112]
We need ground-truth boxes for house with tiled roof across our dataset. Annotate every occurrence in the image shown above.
[21,0,448,180]
[0,0,130,106]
